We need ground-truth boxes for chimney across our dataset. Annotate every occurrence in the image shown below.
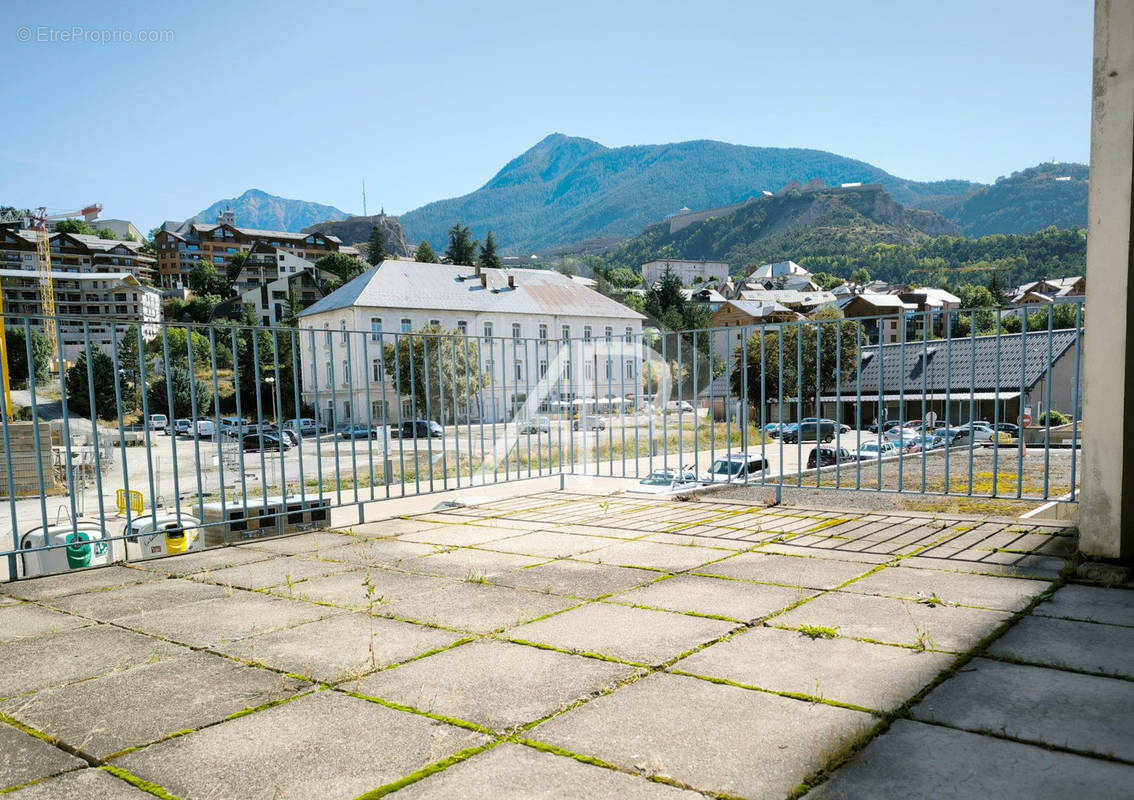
[507,275,515,290]
[480,273,487,288]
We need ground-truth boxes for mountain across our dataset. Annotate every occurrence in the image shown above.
[940,163,1089,237]
[302,214,409,257]
[599,183,1086,287]
[397,134,986,253]
[602,183,960,274]
[397,135,1088,254]
[192,189,350,232]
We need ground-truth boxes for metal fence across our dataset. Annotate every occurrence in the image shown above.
[0,301,1084,580]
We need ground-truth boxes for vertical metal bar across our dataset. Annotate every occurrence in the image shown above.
[1043,304,1054,499]
[21,321,47,537]
[500,335,510,481]
[993,307,1003,496]
[795,320,803,488]
[307,327,324,506]
[920,310,929,494]
[776,321,784,502]
[1016,305,1028,499]
[392,332,405,495]
[134,325,158,524]
[232,327,250,527]
[896,311,906,494]
[271,329,287,504]
[555,336,564,478]
[619,332,626,477]
[676,334,682,472]
[108,325,132,542]
[0,356,20,577]
[967,310,976,496]
[814,319,821,487]
[378,326,390,497]
[834,318,842,488]
[184,325,205,524]
[251,326,269,515]
[876,317,884,492]
[362,327,375,501]
[54,322,80,531]
[854,320,862,491]
[709,328,717,478]
[325,328,343,504]
[437,332,448,490]
[209,327,227,536]
[691,330,699,476]
[450,332,459,486]
[420,333,434,493]
[343,329,360,503]
[80,323,106,550]
[288,326,308,507]
[1070,302,1082,501]
[160,328,181,522]
[469,332,482,484]
[944,315,953,495]
[661,333,667,471]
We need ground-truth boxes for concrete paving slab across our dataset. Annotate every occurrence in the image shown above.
[840,565,1053,611]
[696,552,878,589]
[114,592,338,649]
[269,567,451,609]
[379,581,579,634]
[553,523,655,540]
[45,577,230,621]
[391,742,703,799]
[608,574,814,622]
[0,720,85,791]
[3,651,307,760]
[912,658,1134,761]
[1,565,159,602]
[771,592,1012,652]
[0,625,186,699]
[756,543,894,564]
[318,538,449,569]
[404,548,545,580]
[127,545,275,575]
[115,690,488,800]
[571,540,729,573]
[188,554,352,590]
[242,531,359,556]
[900,554,1065,579]
[0,603,90,643]
[810,718,1134,800]
[641,532,756,550]
[215,612,462,683]
[532,672,874,799]
[355,640,639,732]
[480,530,620,559]
[489,559,659,599]
[3,768,156,798]
[349,517,447,537]
[511,602,738,666]
[397,525,527,547]
[1033,584,1134,627]
[674,626,955,711]
[987,615,1134,679]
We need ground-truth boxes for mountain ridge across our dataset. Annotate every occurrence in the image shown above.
[191,188,350,232]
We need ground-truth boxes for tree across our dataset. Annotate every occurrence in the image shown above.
[96,228,116,240]
[147,327,213,371]
[812,272,844,291]
[446,223,477,266]
[147,366,212,419]
[849,268,871,285]
[230,304,276,412]
[731,319,861,408]
[3,327,53,385]
[313,252,369,286]
[607,267,641,288]
[189,259,229,297]
[986,274,1006,305]
[478,231,501,269]
[415,240,437,263]
[65,347,124,421]
[367,226,386,266]
[54,219,96,236]
[225,251,250,288]
[382,325,486,423]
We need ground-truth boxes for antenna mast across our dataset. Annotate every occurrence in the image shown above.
[362,179,367,217]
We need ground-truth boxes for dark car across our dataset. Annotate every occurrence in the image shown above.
[807,446,854,469]
[395,420,443,439]
[242,432,292,451]
[782,421,836,444]
[340,425,378,440]
[994,422,1020,436]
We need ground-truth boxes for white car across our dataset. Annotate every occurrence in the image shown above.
[699,453,769,483]
[627,469,700,495]
[194,419,217,439]
[855,440,898,460]
[148,414,168,432]
[664,401,695,414]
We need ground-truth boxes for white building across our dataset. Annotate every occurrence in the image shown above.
[297,261,646,424]
[641,259,730,287]
[741,260,817,292]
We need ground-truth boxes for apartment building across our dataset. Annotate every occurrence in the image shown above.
[154,217,360,290]
[297,261,646,425]
[641,259,730,287]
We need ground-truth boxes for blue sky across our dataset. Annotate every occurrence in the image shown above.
[2,0,1093,233]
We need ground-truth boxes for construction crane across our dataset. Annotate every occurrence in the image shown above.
[0,202,101,421]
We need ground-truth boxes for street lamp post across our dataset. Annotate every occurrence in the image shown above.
[265,376,277,423]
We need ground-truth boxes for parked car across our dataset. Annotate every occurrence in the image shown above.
[994,422,1020,436]
[907,434,946,453]
[194,419,217,439]
[173,418,192,437]
[287,418,319,436]
[573,415,606,432]
[219,417,250,437]
[938,427,972,447]
[394,420,444,439]
[148,414,168,433]
[263,425,299,446]
[664,400,694,414]
[782,421,836,444]
[627,468,700,495]
[699,453,768,483]
[518,416,551,434]
[884,428,921,451]
[242,432,292,451]
[854,440,898,460]
[340,425,379,440]
[762,423,784,438]
[954,422,997,443]
[807,446,854,469]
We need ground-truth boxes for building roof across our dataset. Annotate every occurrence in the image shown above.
[906,287,961,306]
[719,300,800,320]
[0,269,146,285]
[298,261,646,321]
[841,293,915,312]
[190,223,343,244]
[683,288,727,304]
[746,260,811,280]
[736,289,836,307]
[842,329,1082,395]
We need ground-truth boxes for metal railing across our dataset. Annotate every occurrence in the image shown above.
[0,301,1084,580]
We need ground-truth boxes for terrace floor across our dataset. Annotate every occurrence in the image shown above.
[1,490,1132,799]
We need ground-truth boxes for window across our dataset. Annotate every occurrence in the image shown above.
[371,400,388,419]
[485,358,494,375]
[429,319,440,328]
[342,359,350,385]
[583,325,592,341]
[457,320,467,334]
[512,322,521,339]
[370,317,382,342]
[625,326,633,343]
[605,359,612,380]
[625,359,635,378]
[604,326,613,341]
[372,359,384,381]
[565,361,572,380]
[538,323,548,340]
[515,361,523,380]
[483,322,493,338]
[401,318,412,333]
[561,325,570,341]
[341,321,348,343]
[326,362,333,385]
[585,362,594,380]
[539,360,548,378]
